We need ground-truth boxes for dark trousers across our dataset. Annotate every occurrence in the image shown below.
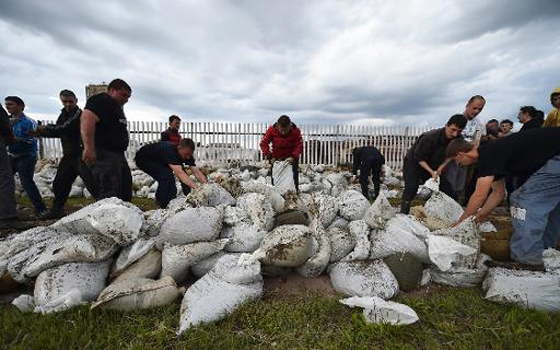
[51,155,98,210]
[402,157,456,202]
[88,149,132,202]
[271,157,299,193]
[11,154,46,213]
[135,157,177,208]
[359,158,382,199]
[0,140,17,220]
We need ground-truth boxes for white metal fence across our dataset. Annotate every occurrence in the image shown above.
[39,121,432,170]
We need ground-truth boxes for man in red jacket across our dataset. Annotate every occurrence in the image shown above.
[260,115,303,193]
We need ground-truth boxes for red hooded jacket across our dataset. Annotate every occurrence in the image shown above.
[260,123,303,159]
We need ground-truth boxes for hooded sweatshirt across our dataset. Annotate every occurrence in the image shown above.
[543,87,560,127]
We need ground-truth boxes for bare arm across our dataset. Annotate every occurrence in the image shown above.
[191,166,208,184]
[81,110,99,165]
[170,164,197,189]
[475,179,506,222]
[457,175,494,222]
[436,157,453,175]
[418,160,436,179]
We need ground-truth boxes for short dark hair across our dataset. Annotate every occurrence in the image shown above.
[467,95,486,105]
[59,89,77,99]
[5,96,25,107]
[446,114,467,129]
[178,138,195,150]
[277,115,291,127]
[169,115,181,123]
[535,110,545,123]
[487,119,499,124]
[519,106,537,119]
[500,119,513,126]
[446,139,474,158]
[108,79,131,92]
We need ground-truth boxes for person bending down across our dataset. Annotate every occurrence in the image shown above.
[134,138,207,208]
[352,146,385,200]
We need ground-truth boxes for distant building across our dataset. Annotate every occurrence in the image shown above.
[85,83,108,99]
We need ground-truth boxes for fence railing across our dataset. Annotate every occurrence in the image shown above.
[38,121,432,170]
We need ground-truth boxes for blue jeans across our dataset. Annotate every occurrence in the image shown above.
[510,155,560,265]
[11,155,46,213]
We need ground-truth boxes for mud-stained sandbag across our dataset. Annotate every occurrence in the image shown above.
[384,253,424,292]
[329,260,399,299]
[338,190,370,221]
[328,227,356,263]
[482,268,560,312]
[478,221,497,233]
[430,254,490,288]
[190,252,244,278]
[272,161,296,195]
[166,196,192,212]
[221,222,265,253]
[369,216,429,262]
[327,216,350,230]
[296,220,331,277]
[314,194,339,228]
[92,276,182,311]
[340,296,419,325]
[113,238,157,276]
[343,220,370,261]
[187,183,236,207]
[160,239,229,283]
[34,261,110,313]
[141,209,176,237]
[52,197,143,245]
[237,193,275,232]
[363,192,396,229]
[223,206,248,226]
[178,255,263,334]
[543,248,560,272]
[274,210,309,228]
[113,249,162,283]
[431,217,479,251]
[252,225,314,267]
[423,192,463,225]
[12,294,35,312]
[157,207,223,247]
[243,183,285,213]
[427,235,478,272]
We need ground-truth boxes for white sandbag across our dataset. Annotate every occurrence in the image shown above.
[113,238,157,275]
[343,220,370,261]
[423,192,463,225]
[187,183,236,207]
[431,217,479,250]
[237,193,275,232]
[329,260,399,299]
[34,261,110,313]
[52,198,143,245]
[327,216,350,230]
[272,161,296,195]
[250,225,314,267]
[328,227,356,263]
[178,255,263,334]
[430,254,490,288]
[478,221,497,233]
[423,177,440,192]
[12,294,35,312]
[223,206,248,226]
[113,249,162,283]
[220,222,265,253]
[191,252,244,278]
[157,207,223,247]
[369,216,429,263]
[340,296,419,325]
[363,192,396,229]
[160,239,229,284]
[338,190,370,221]
[69,186,83,198]
[427,235,477,272]
[166,196,192,212]
[92,276,182,311]
[543,248,560,272]
[243,183,285,213]
[141,209,176,237]
[296,220,331,277]
[482,268,560,312]
[314,194,339,228]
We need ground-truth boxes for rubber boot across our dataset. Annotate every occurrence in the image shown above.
[400,200,411,214]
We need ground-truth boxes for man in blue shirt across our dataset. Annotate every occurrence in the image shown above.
[5,96,46,216]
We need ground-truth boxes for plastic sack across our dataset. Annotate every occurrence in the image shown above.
[338,190,370,221]
[328,260,399,299]
[221,222,265,253]
[272,161,296,195]
[157,207,223,247]
[340,296,419,325]
[251,225,314,267]
[343,220,370,261]
[296,220,332,277]
[12,294,35,312]
[112,249,162,283]
[243,183,285,213]
[423,192,463,225]
[113,238,157,275]
[187,183,236,207]
[363,192,396,229]
[328,227,356,263]
[369,215,429,263]
[430,254,490,288]
[237,193,275,232]
[427,235,477,272]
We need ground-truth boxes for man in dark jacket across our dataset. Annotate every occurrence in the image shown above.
[518,106,543,132]
[352,146,385,200]
[32,90,97,219]
[400,114,467,214]
[260,115,303,193]
[160,115,181,145]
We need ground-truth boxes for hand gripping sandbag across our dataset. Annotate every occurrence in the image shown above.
[92,276,182,311]
[423,192,463,225]
[157,207,223,247]
[236,193,275,232]
[272,160,296,195]
[328,227,356,263]
[34,261,110,314]
[296,219,332,277]
[328,260,399,299]
[250,224,314,267]
[52,197,143,245]
[338,190,370,221]
[342,220,371,261]
[363,192,396,229]
[427,235,477,272]
[187,183,236,207]
[482,268,560,312]
[178,255,263,335]
[243,183,286,213]
[340,296,419,325]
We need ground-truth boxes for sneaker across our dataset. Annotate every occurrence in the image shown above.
[484,260,545,272]
[38,208,65,221]
[0,218,34,231]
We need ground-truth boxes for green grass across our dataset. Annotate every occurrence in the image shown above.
[2,286,560,350]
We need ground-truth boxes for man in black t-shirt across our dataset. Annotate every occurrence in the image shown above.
[81,79,132,201]
[447,127,560,271]
[134,138,208,208]
[352,146,385,200]
[400,114,467,214]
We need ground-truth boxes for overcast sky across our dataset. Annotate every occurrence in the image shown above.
[1,0,559,127]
